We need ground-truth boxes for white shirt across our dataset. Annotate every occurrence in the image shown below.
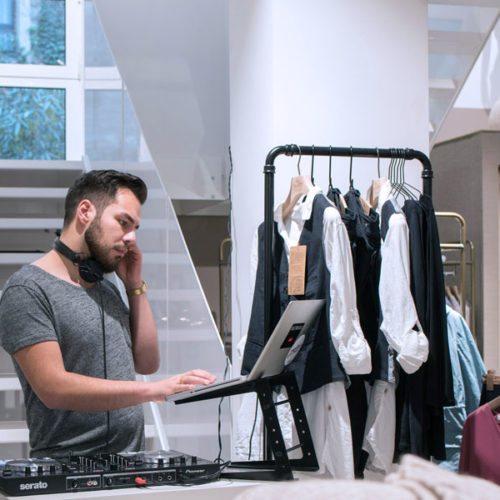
[363,380,396,475]
[362,180,429,475]
[377,181,429,374]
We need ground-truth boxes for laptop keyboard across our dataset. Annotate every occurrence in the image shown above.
[190,376,244,393]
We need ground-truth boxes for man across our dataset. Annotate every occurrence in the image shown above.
[0,170,215,458]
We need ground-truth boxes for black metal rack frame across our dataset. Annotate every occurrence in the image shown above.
[262,144,433,342]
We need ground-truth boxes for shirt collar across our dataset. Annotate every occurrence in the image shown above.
[275,185,322,226]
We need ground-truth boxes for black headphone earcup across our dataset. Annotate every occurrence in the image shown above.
[53,237,103,283]
[78,259,104,283]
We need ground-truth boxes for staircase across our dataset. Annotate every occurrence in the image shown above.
[0,158,231,459]
[0,160,83,457]
[428,0,500,147]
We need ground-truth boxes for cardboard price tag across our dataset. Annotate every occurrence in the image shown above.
[288,245,307,295]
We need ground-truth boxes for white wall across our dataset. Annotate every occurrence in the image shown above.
[230,0,429,364]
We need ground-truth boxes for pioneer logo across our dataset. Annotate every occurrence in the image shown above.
[19,481,48,491]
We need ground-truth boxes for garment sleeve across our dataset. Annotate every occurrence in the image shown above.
[249,226,259,301]
[362,380,396,475]
[379,213,429,374]
[237,227,260,362]
[0,284,57,355]
[455,313,485,415]
[323,206,371,375]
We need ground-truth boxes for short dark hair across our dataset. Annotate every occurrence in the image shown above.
[63,170,148,228]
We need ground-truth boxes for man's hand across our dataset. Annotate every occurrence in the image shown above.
[150,370,217,401]
[116,241,143,290]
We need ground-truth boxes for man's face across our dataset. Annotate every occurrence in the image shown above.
[84,188,141,272]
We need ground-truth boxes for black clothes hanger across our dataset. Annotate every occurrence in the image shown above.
[349,146,354,190]
[328,146,334,191]
[377,147,381,178]
[296,144,302,175]
[326,145,348,213]
[310,145,315,186]
[346,146,372,215]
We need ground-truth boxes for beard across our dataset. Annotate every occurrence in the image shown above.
[84,218,124,273]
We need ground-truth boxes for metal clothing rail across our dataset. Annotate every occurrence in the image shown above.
[262,144,433,342]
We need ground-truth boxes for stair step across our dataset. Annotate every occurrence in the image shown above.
[0,218,63,230]
[0,252,189,266]
[0,377,21,391]
[0,187,68,199]
[0,160,83,187]
[429,30,483,55]
[0,253,43,265]
[0,421,29,443]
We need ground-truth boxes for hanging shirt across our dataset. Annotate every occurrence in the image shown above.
[362,180,428,474]
[399,194,454,460]
[378,181,429,374]
[436,306,485,472]
[361,181,406,474]
[327,186,381,478]
[362,380,396,475]
[459,403,500,485]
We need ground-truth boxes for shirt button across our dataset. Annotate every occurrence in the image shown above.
[327,404,332,411]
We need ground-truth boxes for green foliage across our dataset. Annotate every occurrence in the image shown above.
[0,31,28,64]
[0,0,65,65]
[29,0,66,65]
[0,87,66,160]
[0,1,66,158]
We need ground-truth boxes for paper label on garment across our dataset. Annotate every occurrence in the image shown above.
[288,245,307,296]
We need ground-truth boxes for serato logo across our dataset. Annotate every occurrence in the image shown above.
[280,323,304,348]
[19,481,48,491]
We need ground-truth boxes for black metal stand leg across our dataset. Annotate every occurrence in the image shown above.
[221,373,318,481]
[283,378,318,470]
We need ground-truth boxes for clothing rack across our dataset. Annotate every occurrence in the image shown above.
[262,144,433,342]
[436,211,476,338]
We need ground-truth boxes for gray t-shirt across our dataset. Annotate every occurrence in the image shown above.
[0,264,144,458]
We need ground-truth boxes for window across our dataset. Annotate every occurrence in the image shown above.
[0,0,83,160]
[0,86,65,159]
[0,0,65,65]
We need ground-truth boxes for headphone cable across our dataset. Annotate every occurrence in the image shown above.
[98,281,111,451]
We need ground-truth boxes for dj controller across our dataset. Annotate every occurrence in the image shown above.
[0,450,222,496]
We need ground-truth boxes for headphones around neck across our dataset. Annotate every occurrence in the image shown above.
[53,237,104,283]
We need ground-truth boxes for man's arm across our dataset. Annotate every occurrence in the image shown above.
[127,291,160,374]
[116,242,159,374]
[14,341,214,411]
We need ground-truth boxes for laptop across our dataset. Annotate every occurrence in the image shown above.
[165,299,325,403]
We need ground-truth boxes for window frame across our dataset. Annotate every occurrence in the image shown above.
[0,0,84,160]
